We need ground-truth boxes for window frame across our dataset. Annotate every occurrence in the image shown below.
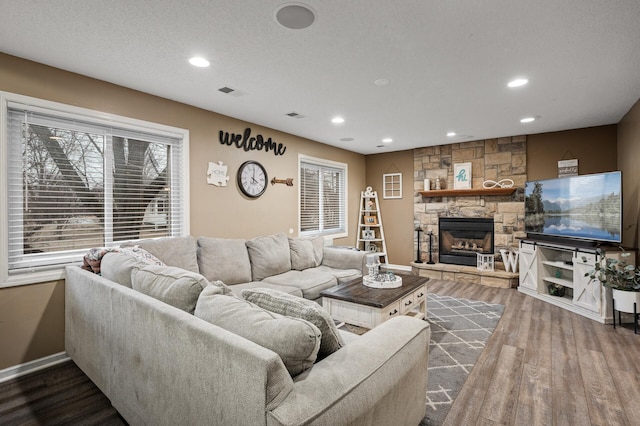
[298,154,348,239]
[0,92,190,287]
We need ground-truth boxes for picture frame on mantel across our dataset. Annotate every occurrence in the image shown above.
[453,162,472,189]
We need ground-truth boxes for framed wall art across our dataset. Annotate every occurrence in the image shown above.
[383,173,402,199]
[453,162,472,189]
[363,215,378,225]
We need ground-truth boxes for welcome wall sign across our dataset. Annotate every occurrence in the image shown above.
[219,127,287,156]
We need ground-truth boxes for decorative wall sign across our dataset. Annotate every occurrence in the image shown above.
[383,173,402,199]
[219,127,287,156]
[482,178,514,188]
[453,162,472,189]
[558,159,578,177]
[207,161,230,186]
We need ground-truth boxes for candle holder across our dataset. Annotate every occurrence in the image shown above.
[415,227,423,263]
[427,230,435,264]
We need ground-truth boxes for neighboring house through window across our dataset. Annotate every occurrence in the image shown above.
[0,92,189,286]
[299,155,347,238]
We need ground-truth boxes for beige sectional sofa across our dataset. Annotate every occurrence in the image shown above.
[65,233,431,425]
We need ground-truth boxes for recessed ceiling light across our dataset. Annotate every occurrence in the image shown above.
[508,78,528,88]
[374,78,390,86]
[382,138,393,143]
[331,117,345,124]
[275,4,316,29]
[520,117,535,123]
[189,57,210,67]
[446,132,456,137]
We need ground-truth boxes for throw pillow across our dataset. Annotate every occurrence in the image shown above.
[311,235,324,266]
[245,233,292,281]
[131,265,209,314]
[194,292,321,376]
[288,238,316,271]
[241,288,344,358]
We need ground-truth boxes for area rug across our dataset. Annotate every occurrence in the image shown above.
[421,293,504,426]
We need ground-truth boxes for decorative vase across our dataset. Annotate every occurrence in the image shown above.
[612,289,640,313]
[548,284,565,297]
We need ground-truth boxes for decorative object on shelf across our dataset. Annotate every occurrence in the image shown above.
[363,186,375,197]
[362,230,375,240]
[423,178,430,191]
[548,283,566,297]
[366,243,378,252]
[207,161,230,186]
[453,162,472,189]
[237,160,267,198]
[584,248,640,333]
[270,177,294,186]
[415,227,423,264]
[482,179,515,189]
[435,177,441,190]
[426,229,435,264]
[365,199,374,211]
[383,173,402,199]
[477,253,495,271]
[500,249,519,272]
[363,215,378,225]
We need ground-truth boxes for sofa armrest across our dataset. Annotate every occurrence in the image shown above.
[321,246,369,274]
[267,316,430,426]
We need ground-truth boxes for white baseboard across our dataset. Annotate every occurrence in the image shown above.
[388,263,412,272]
[0,352,70,384]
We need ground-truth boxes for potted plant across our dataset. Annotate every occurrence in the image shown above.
[584,248,640,314]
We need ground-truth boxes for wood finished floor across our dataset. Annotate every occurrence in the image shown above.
[2,279,640,425]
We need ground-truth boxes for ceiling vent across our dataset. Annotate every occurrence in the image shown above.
[286,112,304,118]
[218,87,235,94]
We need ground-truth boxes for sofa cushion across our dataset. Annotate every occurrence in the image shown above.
[311,236,324,266]
[131,265,209,314]
[227,282,304,298]
[305,265,361,284]
[194,290,321,376]
[241,288,345,358]
[197,237,252,285]
[262,270,337,301]
[288,238,316,271]
[100,252,148,288]
[122,236,199,273]
[246,233,292,281]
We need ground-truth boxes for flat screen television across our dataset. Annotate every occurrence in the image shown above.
[524,171,622,243]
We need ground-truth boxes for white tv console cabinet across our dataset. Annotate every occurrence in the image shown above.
[518,239,631,324]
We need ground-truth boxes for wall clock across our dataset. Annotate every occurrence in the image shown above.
[237,160,267,198]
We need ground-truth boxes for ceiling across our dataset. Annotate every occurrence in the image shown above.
[2,0,640,155]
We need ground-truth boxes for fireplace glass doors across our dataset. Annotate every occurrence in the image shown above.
[439,218,494,266]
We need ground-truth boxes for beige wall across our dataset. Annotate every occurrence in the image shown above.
[526,125,617,180]
[365,150,415,266]
[0,53,365,370]
[618,98,640,249]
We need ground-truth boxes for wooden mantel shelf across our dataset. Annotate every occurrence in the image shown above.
[419,187,517,197]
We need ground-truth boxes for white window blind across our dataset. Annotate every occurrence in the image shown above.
[5,102,186,274]
[299,157,346,237]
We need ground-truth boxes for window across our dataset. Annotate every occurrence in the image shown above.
[299,155,347,238]
[383,173,402,199]
[1,93,189,286]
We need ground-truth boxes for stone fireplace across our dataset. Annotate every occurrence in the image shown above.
[439,217,494,266]
[414,137,527,265]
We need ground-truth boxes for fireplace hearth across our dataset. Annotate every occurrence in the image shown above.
[439,217,494,266]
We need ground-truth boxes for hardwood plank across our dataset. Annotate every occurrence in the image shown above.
[514,363,552,426]
[478,344,524,424]
[550,307,586,396]
[609,368,640,424]
[578,349,628,425]
[552,389,592,426]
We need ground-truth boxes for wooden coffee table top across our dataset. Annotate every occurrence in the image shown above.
[320,273,428,308]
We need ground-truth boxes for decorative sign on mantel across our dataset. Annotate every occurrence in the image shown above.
[219,127,287,156]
